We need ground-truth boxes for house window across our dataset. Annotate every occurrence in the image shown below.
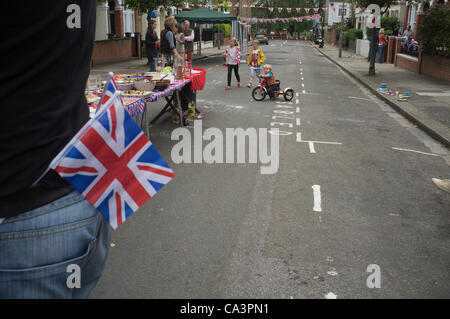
[108,1,116,35]
[123,10,135,34]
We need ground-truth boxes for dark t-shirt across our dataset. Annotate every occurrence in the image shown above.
[145,29,159,53]
[0,2,95,211]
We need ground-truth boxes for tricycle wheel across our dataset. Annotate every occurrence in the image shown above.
[252,87,267,101]
[284,89,294,101]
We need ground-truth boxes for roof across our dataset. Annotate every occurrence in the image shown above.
[174,8,237,23]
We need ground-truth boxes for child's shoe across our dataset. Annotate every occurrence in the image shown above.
[237,83,242,88]
[225,86,231,90]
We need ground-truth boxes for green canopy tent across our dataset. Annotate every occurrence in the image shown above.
[175,8,238,54]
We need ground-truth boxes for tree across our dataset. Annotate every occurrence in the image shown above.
[123,0,184,13]
[419,3,450,57]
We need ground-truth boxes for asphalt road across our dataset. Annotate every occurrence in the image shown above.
[92,40,450,299]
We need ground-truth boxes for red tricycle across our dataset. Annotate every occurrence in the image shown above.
[252,76,294,101]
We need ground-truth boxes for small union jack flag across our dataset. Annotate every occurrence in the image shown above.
[50,74,175,229]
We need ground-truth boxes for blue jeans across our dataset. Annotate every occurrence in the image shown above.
[377,44,386,63]
[0,191,112,298]
[147,50,157,72]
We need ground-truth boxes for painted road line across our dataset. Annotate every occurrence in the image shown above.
[296,93,299,97]
[296,107,300,113]
[392,147,439,157]
[308,141,316,153]
[296,132,302,142]
[312,185,322,212]
[296,118,301,126]
[301,83,305,87]
[348,96,372,102]
[309,140,343,145]
[272,115,295,120]
[302,90,306,94]
[416,91,450,97]
[271,122,293,128]
[295,99,299,104]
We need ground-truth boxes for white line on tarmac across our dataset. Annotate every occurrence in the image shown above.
[309,140,343,145]
[308,141,316,153]
[295,99,299,104]
[348,96,372,101]
[392,147,439,157]
[296,107,300,113]
[416,91,450,97]
[302,90,306,94]
[312,185,322,212]
[296,93,299,97]
[296,118,301,126]
[301,83,305,87]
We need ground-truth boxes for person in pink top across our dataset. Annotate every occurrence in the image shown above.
[377,28,387,63]
[223,37,241,90]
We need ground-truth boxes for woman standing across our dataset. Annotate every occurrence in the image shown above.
[160,16,182,67]
[175,24,185,58]
[377,29,387,63]
[145,20,159,72]
[223,37,241,90]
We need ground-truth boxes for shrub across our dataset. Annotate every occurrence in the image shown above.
[381,16,399,33]
[343,31,349,47]
[213,24,232,37]
[384,29,393,36]
[419,4,450,56]
[347,28,363,40]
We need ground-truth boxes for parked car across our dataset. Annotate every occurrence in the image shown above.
[255,34,269,45]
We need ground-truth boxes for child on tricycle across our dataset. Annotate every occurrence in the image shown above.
[252,64,294,101]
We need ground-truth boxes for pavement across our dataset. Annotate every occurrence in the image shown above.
[90,40,450,298]
[315,44,450,148]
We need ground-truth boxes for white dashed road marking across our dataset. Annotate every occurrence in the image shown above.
[312,185,322,212]
[392,147,439,157]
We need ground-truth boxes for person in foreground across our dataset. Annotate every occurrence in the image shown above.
[0,1,111,298]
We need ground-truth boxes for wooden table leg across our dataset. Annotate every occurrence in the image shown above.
[150,94,176,124]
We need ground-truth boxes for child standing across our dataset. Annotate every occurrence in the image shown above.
[259,64,278,100]
[223,37,241,90]
[247,40,265,88]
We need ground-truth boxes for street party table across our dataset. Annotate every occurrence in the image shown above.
[86,68,206,135]
[149,69,206,127]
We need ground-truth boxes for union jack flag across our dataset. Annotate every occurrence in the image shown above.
[50,75,175,229]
